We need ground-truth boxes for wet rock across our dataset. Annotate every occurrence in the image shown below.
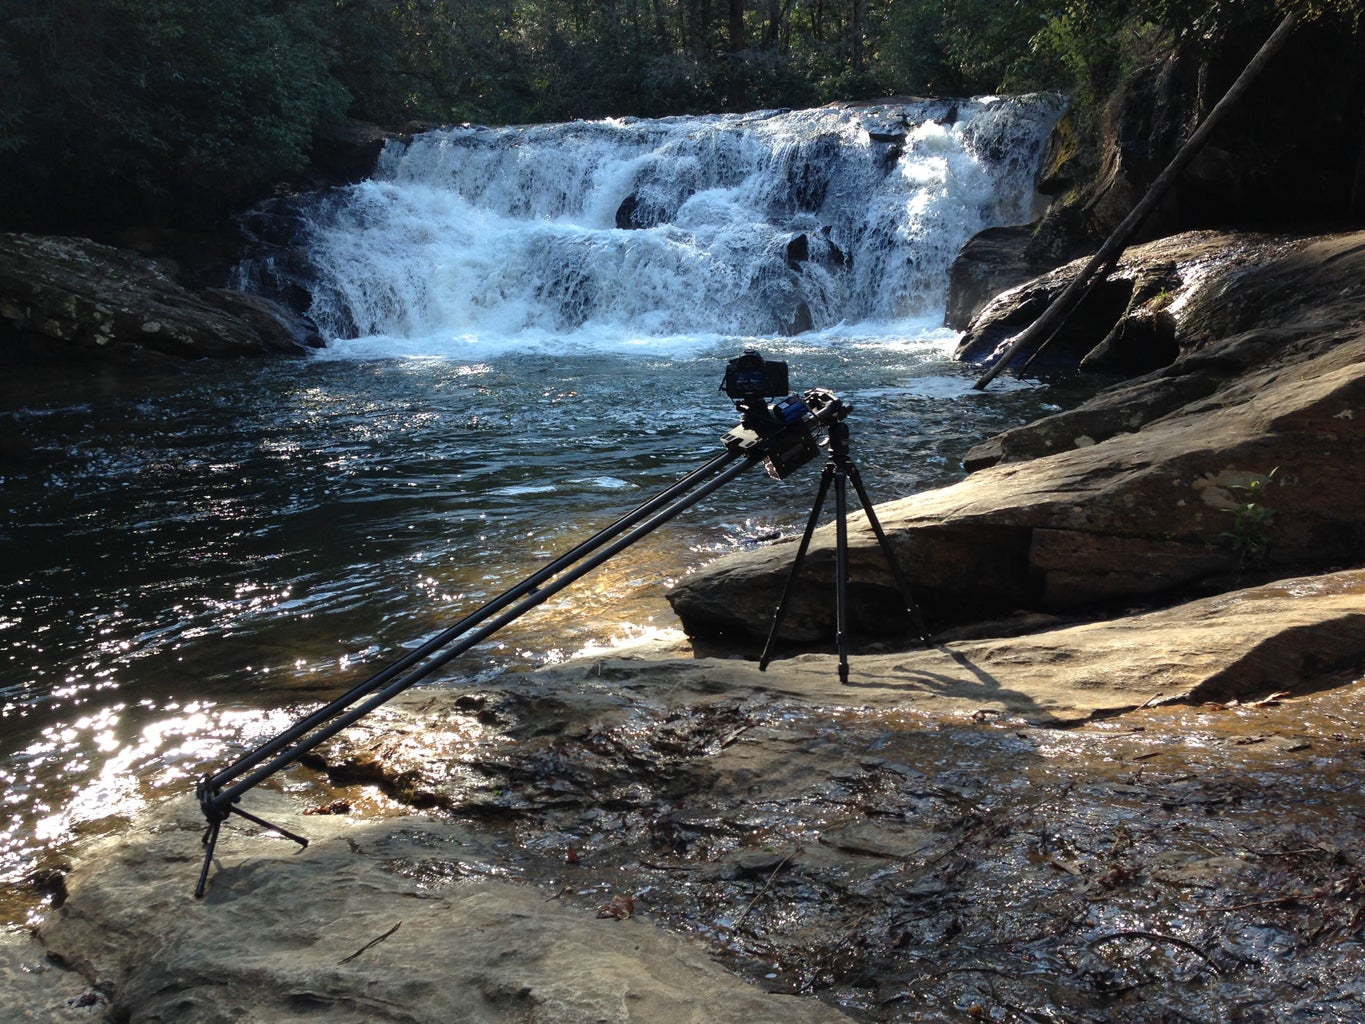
[615,194,645,229]
[37,792,854,1024]
[0,233,317,360]
[821,821,943,861]
[672,230,1365,639]
[784,300,814,336]
[201,288,324,353]
[30,574,1365,1022]
[944,224,1060,330]
[954,229,1257,371]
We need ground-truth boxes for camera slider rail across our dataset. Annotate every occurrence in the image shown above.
[193,395,825,898]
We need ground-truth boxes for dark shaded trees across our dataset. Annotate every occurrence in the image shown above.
[0,0,1357,234]
[0,0,346,231]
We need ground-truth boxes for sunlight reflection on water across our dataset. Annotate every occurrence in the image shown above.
[0,340,1071,918]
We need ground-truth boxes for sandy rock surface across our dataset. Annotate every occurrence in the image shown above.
[36,791,853,1024]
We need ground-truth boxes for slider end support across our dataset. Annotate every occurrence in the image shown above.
[196,773,226,826]
[192,774,310,899]
[194,773,228,899]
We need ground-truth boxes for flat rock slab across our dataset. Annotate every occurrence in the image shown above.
[640,568,1365,724]
[0,930,104,1023]
[38,792,853,1024]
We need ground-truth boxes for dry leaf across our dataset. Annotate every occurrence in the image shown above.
[303,800,352,816]
[1046,852,1084,876]
[596,894,634,920]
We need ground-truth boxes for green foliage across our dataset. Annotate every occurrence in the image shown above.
[1221,468,1279,569]
[1,0,1358,231]
[1,0,347,227]
[0,38,28,153]
[328,0,523,125]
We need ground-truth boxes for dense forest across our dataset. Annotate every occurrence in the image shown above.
[0,0,1357,232]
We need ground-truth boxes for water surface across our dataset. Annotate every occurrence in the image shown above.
[0,340,1066,918]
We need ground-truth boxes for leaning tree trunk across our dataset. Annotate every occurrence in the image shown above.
[972,11,1302,390]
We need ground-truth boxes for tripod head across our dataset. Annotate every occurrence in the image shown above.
[800,387,849,428]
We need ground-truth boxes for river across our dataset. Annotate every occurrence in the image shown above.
[0,97,1070,922]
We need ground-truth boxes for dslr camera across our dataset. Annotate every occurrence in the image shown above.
[722,348,789,401]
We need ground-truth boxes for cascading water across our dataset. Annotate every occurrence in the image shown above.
[252,96,1064,355]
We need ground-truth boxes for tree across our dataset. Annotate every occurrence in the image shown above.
[0,0,346,231]
[1,0,1357,235]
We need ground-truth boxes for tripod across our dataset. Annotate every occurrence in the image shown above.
[187,357,935,897]
[759,415,932,683]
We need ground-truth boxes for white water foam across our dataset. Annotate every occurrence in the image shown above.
[290,97,1064,361]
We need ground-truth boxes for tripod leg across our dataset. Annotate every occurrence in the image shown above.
[759,464,834,670]
[230,805,311,849]
[845,462,932,645]
[195,818,221,899]
[832,467,850,685]
[194,804,309,899]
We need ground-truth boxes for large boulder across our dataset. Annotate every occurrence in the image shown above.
[951,229,1355,374]
[1028,16,1365,263]
[0,233,321,360]
[668,230,1365,641]
[960,231,1365,471]
[943,224,1062,331]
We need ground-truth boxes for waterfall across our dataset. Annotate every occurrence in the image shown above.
[261,96,1064,356]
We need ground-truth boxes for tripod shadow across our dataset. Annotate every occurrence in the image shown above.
[835,641,1072,726]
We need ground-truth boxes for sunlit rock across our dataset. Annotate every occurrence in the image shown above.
[671,230,1365,640]
[37,792,854,1024]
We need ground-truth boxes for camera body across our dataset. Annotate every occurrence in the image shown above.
[722,348,789,401]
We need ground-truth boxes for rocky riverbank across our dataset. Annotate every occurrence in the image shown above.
[11,223,1365,1022]
[19,572,1365,1022]
[7,18,1365,1017]
[0,233,322,361]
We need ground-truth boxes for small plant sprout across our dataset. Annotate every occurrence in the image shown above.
[1221,467,1278,568]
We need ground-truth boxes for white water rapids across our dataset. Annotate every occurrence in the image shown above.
[266,96,1064,357]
